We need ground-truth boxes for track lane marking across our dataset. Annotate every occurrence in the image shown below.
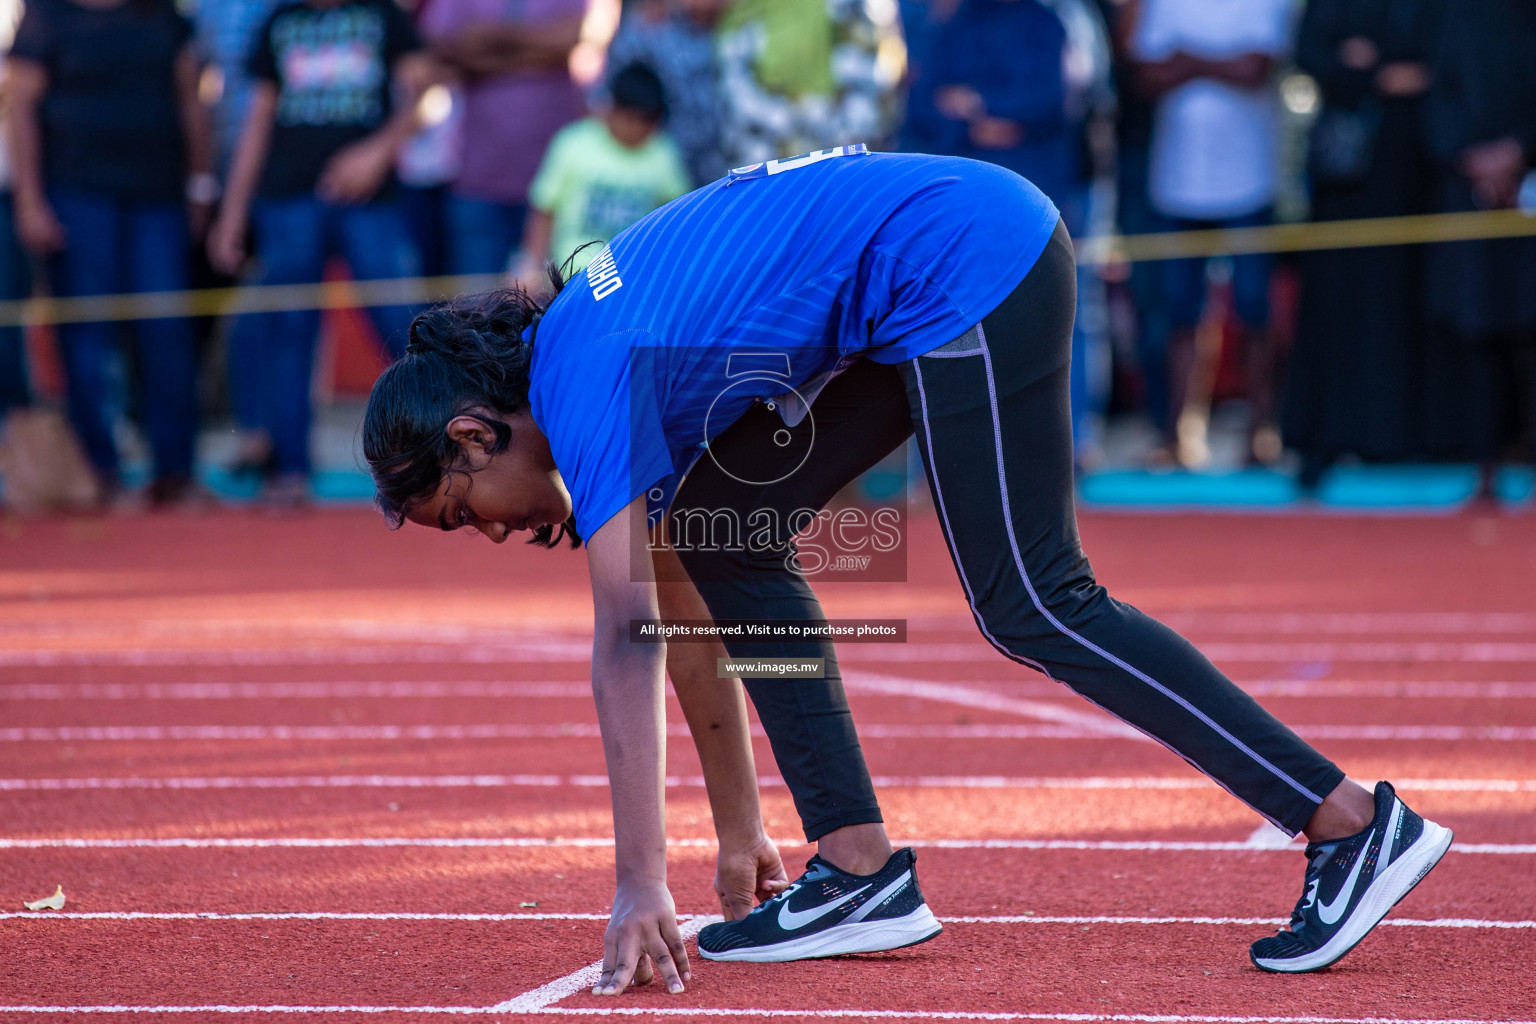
[3,911,1531,929]
[4,775,1533,792]
[5,722,1535,742]
[490,916,712,1014]
[3,837,1532,854]
[0,1008,1530,1022]
[7,640,1536,665]
[6,680,1536,701]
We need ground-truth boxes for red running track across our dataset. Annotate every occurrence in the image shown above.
[1,508,1534,1022]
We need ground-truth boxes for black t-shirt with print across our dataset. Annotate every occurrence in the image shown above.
[247,0,420,197]
[9,0,192,202]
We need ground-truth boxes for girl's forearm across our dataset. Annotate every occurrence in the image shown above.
[591,633,670,884]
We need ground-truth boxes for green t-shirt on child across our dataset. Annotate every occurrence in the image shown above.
[529,117,693,272]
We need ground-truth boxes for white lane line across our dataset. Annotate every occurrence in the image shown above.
[4,911,1531,930]
[4,775,1535,793]
[846,643,1536,664]
[3,1013,1523,1019]
[6,680,1536,702]
[489,916,712,1014]
[1242,823,1297,849]
[0,1012,1531,1023]
[538,1013,1535,1022]
[7,640,1536,666]
[2,837,1532,855]
[843,673,1143,739]
[907,611,1536,634]
[0,1007,473,1015]
[0,681,591,701]
[5,722,1535,743]
[0,724,607,742]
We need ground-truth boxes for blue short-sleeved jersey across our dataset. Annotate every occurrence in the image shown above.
[527,150,1060,541]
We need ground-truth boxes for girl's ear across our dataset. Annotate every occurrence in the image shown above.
[444,415,497,465]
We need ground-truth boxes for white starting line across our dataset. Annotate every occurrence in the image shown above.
[3,910,1532,930]
[4,774,1534,793]
[3,836,1533,855]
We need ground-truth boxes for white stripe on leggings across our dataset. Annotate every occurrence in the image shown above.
[911,327,1322,826]
[907,354,1285,830]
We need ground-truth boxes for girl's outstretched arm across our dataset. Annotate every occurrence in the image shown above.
[652,543,789,920]
[586,496,690,996]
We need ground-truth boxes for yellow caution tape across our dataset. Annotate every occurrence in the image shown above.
[2,208,1533,328]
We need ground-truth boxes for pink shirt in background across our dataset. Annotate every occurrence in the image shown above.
[421,0,588,204]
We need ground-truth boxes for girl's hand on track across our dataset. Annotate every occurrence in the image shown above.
[715,831,790,920]
[593,881,690,996]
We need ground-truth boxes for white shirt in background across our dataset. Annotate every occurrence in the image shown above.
[1133,0,1294,220]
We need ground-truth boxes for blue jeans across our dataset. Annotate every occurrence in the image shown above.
[0,194,30,415]
[252,196,421,476]
[446,194,526,275]
[47,188,198,481]
[1161,207,1274,331]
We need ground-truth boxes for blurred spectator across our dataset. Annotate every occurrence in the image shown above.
[907,0,1113,465]
[0,57,29,422]
[603,0,728,187]
[1101,0,1172,433]
[894,0,960,155]
[513,61,689,280]
[196,0,288,171]
[715,0,902,167]
[1130,0,1291,466]
[1282,0,1435,489]
[6,0,211,507]
[424,0,585,275]
[208,0,431,506]
[907,0,1072,198]
[194,0,286,485]
[1419,0,1536,480]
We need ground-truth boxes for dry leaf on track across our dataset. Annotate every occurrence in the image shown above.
[24,885,65,911]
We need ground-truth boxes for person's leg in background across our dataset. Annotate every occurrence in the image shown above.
[1158,231,1208,465]
[335,199,423,361]
[1064,185,1112,472]
[251,196,326,502]
[224,308,276,478]
[1226,207,1279,464]
[0,192,31,416]
[47,189,126,494]
[125,199,201,503]
[445,193,525,276]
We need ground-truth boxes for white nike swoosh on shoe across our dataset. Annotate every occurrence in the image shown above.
[777,882,872,931]
[1318,800,1400,926]
[844,870,913,925]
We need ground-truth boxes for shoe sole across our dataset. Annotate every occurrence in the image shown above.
[698,905,944,963]
[1251,820,1454,974]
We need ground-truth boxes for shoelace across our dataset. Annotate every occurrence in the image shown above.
[1284,847,1335,930]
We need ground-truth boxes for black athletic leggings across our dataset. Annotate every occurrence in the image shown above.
[669,221,1344,841]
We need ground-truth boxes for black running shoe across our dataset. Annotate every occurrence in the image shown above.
[697,847,942,962]
[1250,781,1453,973]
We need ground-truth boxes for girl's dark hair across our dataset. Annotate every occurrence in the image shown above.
[362,280,581,549]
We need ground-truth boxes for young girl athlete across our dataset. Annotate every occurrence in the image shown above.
[362,148,1453,994]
